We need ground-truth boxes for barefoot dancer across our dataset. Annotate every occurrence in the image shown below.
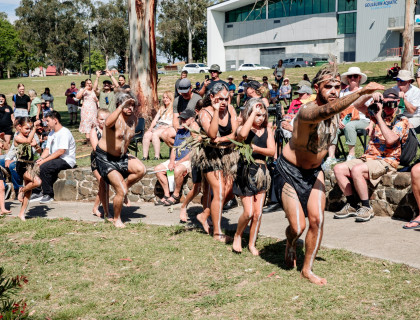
[14,117,42,221]
[95,91,146,228]
[232,98,275,255]
[194,83,239,242]
[90,109,111,219]
[272,63,384,285]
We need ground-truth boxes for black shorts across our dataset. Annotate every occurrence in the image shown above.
[0,127,13,136]
[191,166,202,184]
[90,151,97,172]
[95,145,129,184]
[273,154,322,217]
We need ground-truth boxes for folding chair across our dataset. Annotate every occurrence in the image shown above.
[128,118,145,157]
[336,128,368,159]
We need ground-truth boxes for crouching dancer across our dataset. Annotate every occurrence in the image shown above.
[272,62,384,285]
[95,91,146,228]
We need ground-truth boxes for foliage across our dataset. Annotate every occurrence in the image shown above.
[0,267,28,319]
[0,15,20,79]
[83,50,106,73]
[229,139,256,164]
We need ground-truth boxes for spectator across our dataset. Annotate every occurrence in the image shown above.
[198,64,228,97]
[12,84,31,118]
[161,78,201,147]
[333,88,409,222]
[36,111,76,204]
[393,70,420,128]
[28,89,42,122]
[154,109,198,206]
[108,71,130,91]
[0,94,14,150]
[76,75,99,144]
[192,81,201,94]
[41,87,54,109]
[243,80,269,107]
[323,66,371,170]
[269,83,280,105]
[273,59,285,86]
[142,91,174,160]
[175,70,188,98]
[262,76,272,90]
[65,81,79,125]
[388,63,401,79]
[98,79,116,112]
[227,76,236,100]
[279,78,291,106]
[303,74,311,82]
[236,75,249,107]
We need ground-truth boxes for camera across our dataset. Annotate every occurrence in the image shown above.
[100,70,106,75]
[368,100,382,116]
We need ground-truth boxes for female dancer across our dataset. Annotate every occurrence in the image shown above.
[76,74,99,144]
[194,83,238,242]
[142,91,174,160]
[90,108,111,219]
[232,98,275,255]
[15,117,42,221]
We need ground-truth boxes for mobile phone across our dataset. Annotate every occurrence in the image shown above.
[101,70,106,75]
[205,75,209,80]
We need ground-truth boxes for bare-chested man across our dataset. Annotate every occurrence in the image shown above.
[96,91,146,228]
[272,64,384,285]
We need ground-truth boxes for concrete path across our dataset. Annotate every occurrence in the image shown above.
[5,200,420,269]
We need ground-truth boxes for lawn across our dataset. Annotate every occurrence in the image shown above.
[1,217,420,319]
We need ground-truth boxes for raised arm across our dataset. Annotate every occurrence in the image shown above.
[106,70,119,88]
[105,101,127,128]
[238,104,260,141]
[93,71,100,92]
[298,82,384,124]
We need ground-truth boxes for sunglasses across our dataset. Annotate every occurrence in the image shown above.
[383,101,398,108]
[396,78,409,83]
[347,75,360,79]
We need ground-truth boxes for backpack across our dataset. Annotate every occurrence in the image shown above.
[399,128,419,167]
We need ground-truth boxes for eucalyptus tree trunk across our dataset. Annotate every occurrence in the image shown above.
[128,0,159,118]
[401,0,416,72]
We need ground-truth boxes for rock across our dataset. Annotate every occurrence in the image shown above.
[79,187,90,197]
[131,183,144,195]
[81,181,92,189]
[85,174,94,181]
[53,180,78,201]
[385,189,405,205]
[381,174,393,187]
[66,170,74,180]
[74,169,84,181]
[394,173,411,189]
[128,194,140,202]
[371,200,393,217]
[376,189,385,200]
[192,194,202,204]
[58,171,66,179]
[142,178,153,187]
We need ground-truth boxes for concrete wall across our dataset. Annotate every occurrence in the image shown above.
[355,0,404,61]
[207,8,227,71]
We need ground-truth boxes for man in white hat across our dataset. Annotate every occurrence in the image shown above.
[323,66,372,170]
[392,69,420,128]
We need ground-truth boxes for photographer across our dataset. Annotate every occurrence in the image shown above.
[198,64,228,97]
[333,88,409,222]
[98,79,116,112]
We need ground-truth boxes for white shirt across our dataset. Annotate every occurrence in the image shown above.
[396,84,420,118]
[340,87,371,121]
[46,127,76,167]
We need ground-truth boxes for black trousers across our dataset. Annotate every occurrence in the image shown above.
[39,158,71,197]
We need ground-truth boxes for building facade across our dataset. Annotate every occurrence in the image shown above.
[207,0,412,71]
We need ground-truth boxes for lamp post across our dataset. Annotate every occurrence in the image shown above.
[88,29,91,79]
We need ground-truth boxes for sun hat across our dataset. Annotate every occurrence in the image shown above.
[297,80,311,89]
[177,78,192,93]
[296,85,312,95]
[395,70,414,82]
[283,77,290,82]
[341,67,367,85]
[227,75,234,79]
[208,64,222,73]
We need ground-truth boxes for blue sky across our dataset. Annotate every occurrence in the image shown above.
[0,0,18,22]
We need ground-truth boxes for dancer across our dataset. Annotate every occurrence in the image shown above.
[272,62,384,285]
[194,83,239,242]
[232,98,275,255]
[95,91,146,228]
[90,108,111,219]
[14,117,42,221]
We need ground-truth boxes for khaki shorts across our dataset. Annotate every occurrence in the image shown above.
[344,158,396,187]
[67,104,78,113]
[160,159,191,173]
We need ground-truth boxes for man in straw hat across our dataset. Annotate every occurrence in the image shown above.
[323,66,372,170]
[272,61,384,285]
[393,69,420,128]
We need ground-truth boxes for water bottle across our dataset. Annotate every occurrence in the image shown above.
[342,113,352,125]
[398,99,405,114]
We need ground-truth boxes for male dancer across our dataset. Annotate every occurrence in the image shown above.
[95,91,146,228]
[273,63,383,285]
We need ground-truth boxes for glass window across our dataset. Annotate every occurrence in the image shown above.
[329,0,336,11]
[313,0,321,14]
[296,0,305,16]
[338,12,356,34]
[338,0,356,12]
[304,0,313,15]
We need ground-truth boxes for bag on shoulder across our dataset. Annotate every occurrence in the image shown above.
[400,128,419,167]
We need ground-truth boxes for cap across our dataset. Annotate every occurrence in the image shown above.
[178,78,192,93]
[179,108,195,119]
[296,85,312,95]
[208,64,222,73]
[71,82,76,85]
[297,80,311,88]
[395,69,414,82]
[383,88,400,99]
[195,81,200,86]
[242,74,248,78]
[243,80,261,91]
[103,80,112,85]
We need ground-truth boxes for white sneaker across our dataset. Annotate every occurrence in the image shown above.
[346,155,356,161]
[322,157,337,171]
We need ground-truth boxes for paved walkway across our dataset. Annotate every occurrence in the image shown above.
[5,200,420,269]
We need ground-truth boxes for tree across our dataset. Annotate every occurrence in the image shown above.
[0,14,20,78]
[128,0,159,118]
[402,0,417,72]
[83,50,106,73]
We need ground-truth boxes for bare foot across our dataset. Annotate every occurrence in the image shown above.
[106,214,114,222]
[18,213,26,221]
[17,188,24,203]
[113,219,126,228]
[213,233,232,243]
[232,234,242,253]
[248,245,259,256]
[124,196,131,207]
[1,209,11,215]
[179,207,188,222]
[285,242,297,268]
[92,208,102,218]
[196,213,210,234]
[301,270,327,286]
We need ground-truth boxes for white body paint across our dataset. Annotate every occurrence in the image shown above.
[217,171,222,238]
[251,194,265,246]
[309,187,324,273]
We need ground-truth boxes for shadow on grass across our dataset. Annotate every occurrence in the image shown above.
[260,239,305,271]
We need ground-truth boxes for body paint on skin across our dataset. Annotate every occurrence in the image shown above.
[309,187,324,271]
[251,194,265,246]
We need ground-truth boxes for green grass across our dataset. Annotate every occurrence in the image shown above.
[0,218,419,319]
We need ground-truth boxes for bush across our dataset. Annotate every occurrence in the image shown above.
[0,267,28,319]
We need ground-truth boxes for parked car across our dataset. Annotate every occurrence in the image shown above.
[309,57,329,67]
[283,58,310,68]
[182,63,209,74]
[238,63,270,71]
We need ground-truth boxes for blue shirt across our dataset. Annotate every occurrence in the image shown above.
[228,83,236,92]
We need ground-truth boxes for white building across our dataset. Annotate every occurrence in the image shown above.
[207,0,418,71]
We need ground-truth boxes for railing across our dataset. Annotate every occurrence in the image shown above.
[386,47,420,57]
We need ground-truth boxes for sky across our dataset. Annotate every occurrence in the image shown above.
[0,0,18,22]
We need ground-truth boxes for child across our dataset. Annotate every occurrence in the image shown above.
[232,98,275,255]
[279,78,291,106]
[15,117,42,221]
[90,109,111,219]
[269,83,280,105]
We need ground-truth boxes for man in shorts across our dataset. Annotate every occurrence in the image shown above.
[64,82,78,125]
[333,88,409,222]
[95,91,146,228]
[273,62,384,285]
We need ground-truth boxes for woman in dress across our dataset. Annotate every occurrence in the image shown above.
[142,91,174,160]
[76,76,99,144]
[41,87,54,109]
